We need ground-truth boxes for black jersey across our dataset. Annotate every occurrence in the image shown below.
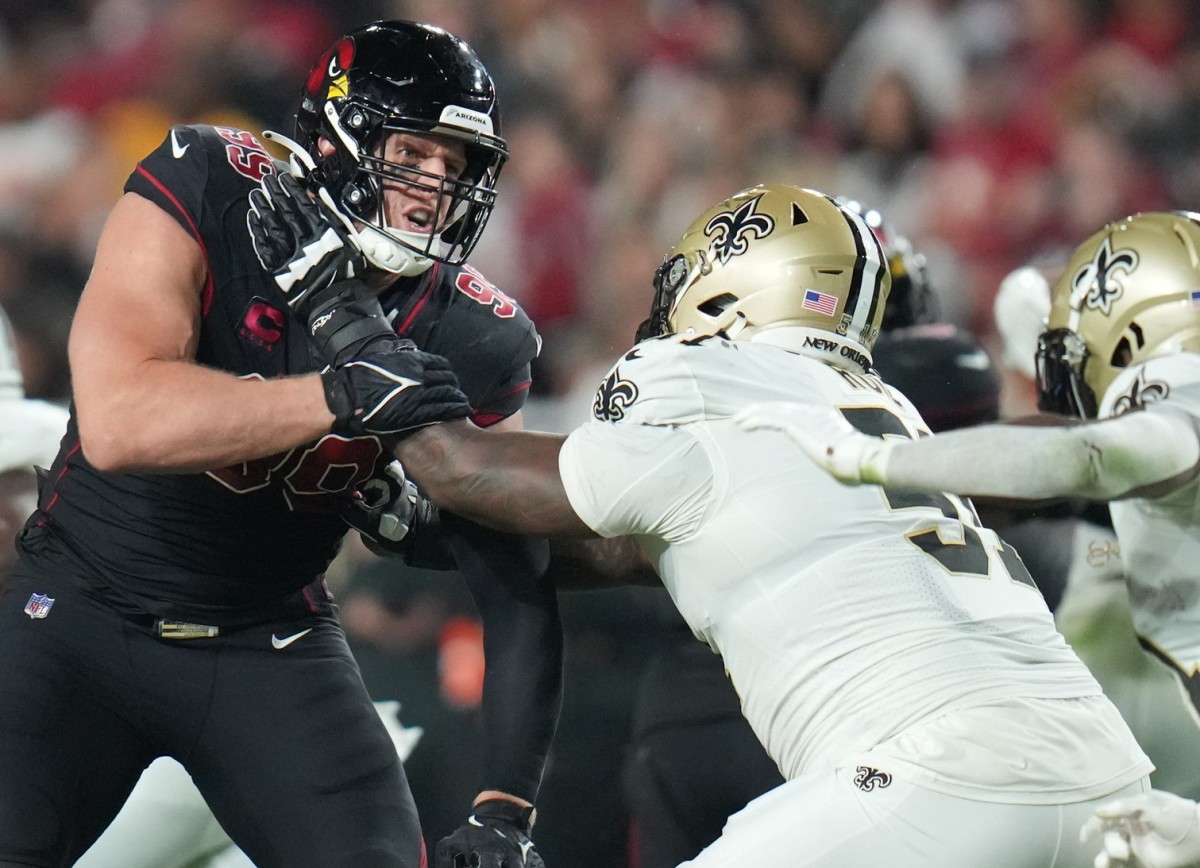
[27,124,540,622]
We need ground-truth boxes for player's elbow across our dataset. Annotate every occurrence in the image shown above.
[1079,413,1200,499]
[76,429,134,472]
[74,409,142,472]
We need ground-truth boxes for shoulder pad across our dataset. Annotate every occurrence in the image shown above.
[1102,353,1200,418]
[590,336,721,426]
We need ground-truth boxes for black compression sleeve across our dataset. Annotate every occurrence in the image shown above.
[443,513,562,802]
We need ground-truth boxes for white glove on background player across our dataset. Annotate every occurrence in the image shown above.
[1081,790,1200,868]
[733,401,894,485]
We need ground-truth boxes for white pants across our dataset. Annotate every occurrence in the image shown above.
[682,763,1150,868]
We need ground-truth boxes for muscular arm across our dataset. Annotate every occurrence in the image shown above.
[880,409,1200,501]
[393,417,594,537]
[396,416,661,588]
[69,193,334,472]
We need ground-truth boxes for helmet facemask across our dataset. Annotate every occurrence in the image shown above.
[315,102,503,276]
[1035,328,1097,417]
[295,21,509,277]
[636,251,709,342]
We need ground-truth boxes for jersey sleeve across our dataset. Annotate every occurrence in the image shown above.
[450,271,542,427]
[122,124,210,243]
[468,338,536,428]
[558,418,714,541]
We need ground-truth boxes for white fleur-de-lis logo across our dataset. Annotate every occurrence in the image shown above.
[1069,236,1139,316]
[704,196,775,264]
[1111,369,1169,416]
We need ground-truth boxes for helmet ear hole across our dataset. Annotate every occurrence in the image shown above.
[697,293,739,318]
[1110,336,1133,369]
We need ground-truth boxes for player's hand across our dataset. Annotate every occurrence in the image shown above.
[345,460,441,555]
[247,169,364,313]
[321,344,473,437]
[733,401,893,485]
[435,799,544,868]
[1080,790,1200,868]
[305,280,407,369]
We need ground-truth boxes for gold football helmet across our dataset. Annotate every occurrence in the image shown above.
[636,184,892,371]
[1036,211,1200,417]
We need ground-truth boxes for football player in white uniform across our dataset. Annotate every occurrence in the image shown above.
[384,184,1152,866]
[736,209,1200,867]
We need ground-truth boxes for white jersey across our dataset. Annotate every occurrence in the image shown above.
[0,397,68,474]
[560,335,1150,800]
[1100,352,1200,675]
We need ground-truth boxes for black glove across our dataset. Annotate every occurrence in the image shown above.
[304,279,405,369]
[345,460,443,556]
[247,170,364,313]
[320,344,473,437]
[435,800,544,868]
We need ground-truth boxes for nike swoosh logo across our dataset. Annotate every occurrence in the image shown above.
[519,840,535,861]
[170,129,190,159]
[271,628,312,649]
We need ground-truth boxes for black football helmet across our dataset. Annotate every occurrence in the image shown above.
[872,324,1000,432]
[836,198,936,330]
[294,20,508,276]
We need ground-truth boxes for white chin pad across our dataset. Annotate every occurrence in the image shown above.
[356,224,439,277]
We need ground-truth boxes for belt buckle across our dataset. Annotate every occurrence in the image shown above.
[155,619,219,640]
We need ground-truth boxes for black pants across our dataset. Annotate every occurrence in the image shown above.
[0,549,422,867]
[624,636,784,867]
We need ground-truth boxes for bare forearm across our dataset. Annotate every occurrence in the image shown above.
[394,421,592,537]
[75,362,334,472]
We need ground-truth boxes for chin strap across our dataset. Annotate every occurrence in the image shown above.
[356,222,437,276]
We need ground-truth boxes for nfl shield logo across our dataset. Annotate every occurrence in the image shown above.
[24,593,54,619]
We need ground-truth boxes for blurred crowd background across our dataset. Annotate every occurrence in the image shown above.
[4,0,1200,865]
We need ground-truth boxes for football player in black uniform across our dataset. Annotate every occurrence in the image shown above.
[0,21,559,868]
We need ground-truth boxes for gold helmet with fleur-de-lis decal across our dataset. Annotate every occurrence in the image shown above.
[636,184,892,372]
[1037,211,1200,417]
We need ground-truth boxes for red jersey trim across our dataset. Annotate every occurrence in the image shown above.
[471,379,531,428]
[40,439,82,515]
[134,164,216,316]
[395,263,441,335]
